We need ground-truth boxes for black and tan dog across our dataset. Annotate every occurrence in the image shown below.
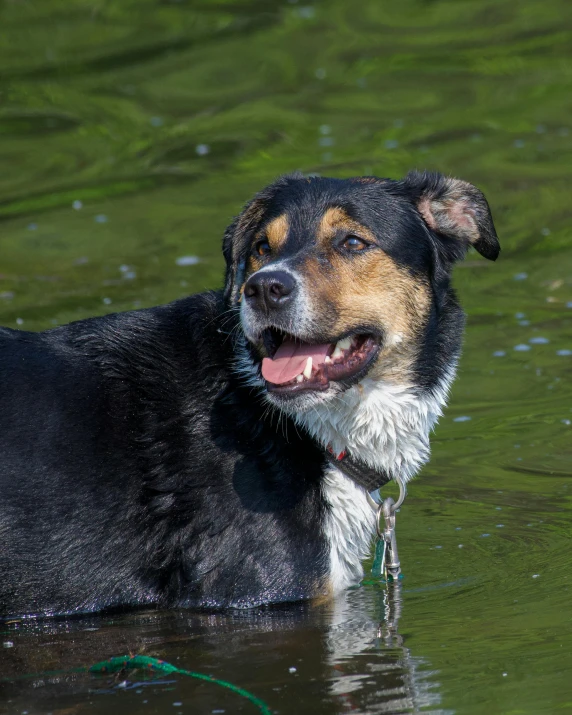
[0,171,498,618]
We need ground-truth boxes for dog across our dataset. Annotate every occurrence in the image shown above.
[0,171,499,618]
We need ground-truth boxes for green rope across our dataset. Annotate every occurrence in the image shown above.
[1,654,272,714]
[90,655,272,714]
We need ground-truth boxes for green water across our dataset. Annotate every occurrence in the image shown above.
[1,0,571,712]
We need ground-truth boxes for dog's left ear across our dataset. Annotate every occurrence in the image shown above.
[222,198,265,305]
[403,170,500,262]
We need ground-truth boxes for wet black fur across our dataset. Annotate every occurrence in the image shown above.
[0,171,498,618]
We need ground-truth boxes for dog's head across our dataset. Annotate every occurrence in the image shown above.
[224,171,499,412]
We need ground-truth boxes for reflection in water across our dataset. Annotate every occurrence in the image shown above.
[0,586,444,715]
[328,585,448,714]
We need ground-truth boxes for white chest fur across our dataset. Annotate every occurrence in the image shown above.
[301,375,454,591]
[321,466,378,592]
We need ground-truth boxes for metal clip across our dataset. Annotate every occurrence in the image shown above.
[374,478,406,581]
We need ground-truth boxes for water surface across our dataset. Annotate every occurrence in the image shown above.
[1,1,572,712]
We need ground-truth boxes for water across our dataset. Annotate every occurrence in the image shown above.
[1,0,572,712]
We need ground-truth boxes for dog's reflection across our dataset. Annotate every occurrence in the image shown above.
[327,585,446,714]
[0,587,445,715]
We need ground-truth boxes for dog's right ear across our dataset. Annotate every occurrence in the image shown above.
[222,173,303,305]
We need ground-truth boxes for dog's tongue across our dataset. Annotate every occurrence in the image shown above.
[262,340,331,385]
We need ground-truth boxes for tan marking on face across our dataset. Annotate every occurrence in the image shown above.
[244,213,289,277]
[317,207,376,248]
[246,254,264,276]
[302,219,432,384]
[263,213,289,252]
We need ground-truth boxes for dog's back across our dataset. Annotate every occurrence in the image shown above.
[0,293,329,617]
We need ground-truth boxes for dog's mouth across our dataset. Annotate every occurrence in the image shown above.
[259,328,380,395]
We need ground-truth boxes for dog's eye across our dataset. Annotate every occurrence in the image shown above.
[342,236,368,251]
[254,239,271,257]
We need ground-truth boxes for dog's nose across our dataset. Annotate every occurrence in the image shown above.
[244,270,296,311]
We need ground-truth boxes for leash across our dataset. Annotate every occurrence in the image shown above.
[325,445,406,582]
[1,654,271,714]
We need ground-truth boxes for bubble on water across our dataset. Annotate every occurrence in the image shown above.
[481,533,491,538]
[541,227,551,236]
[529,337,549,344]
[503,672,508,677]
[492,350,506,357]
[385,139,399,150]
[532,574,540,578]
[119,265,130,273]
[562,419,571,426]
[556,349,572,356]
[72,200,83,210]
[453,415,471,422]
[567,302,572,308]
[173,703,182,707]
[319,124,331,135]
[513,139,525,148]
[27,223,38,231]
[289,666,297,673]
[518,320,530,326]
[455,527,462,531]
[94,214,108,223]
[195,144,210,156]
[3,641,14,648]
[102,297,112,305]
[513,272,528,281]
[514,344,531,352]
[434,545,442,549]
[15,318,23,326]
[458,544,464,548]
[298,6,315,18]
[496,524,505,528]
[150,116,164,127]
[515,312,526,319]
[315,67,326,79]
[176,255,200,267]
[318,136,334,147]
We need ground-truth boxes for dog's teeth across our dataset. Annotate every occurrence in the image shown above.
[325,356,332,364]
[296,374,304,383]
[336,337,352,351]
[331,346,344,360]
[303,357,313,379]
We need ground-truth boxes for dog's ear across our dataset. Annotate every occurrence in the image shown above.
[222,173,304,304]
[403,170,500,262]
[222,200,264,306]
